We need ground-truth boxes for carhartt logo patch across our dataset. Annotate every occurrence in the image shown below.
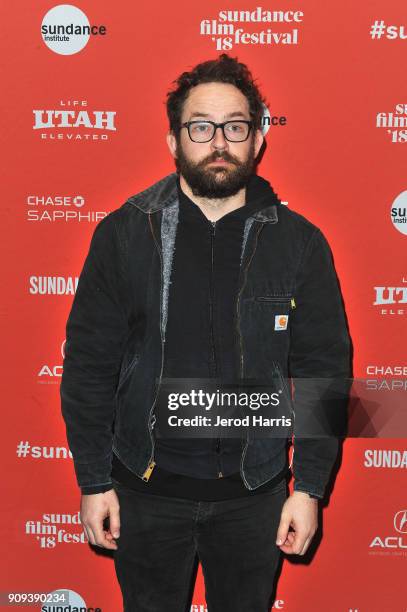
[275,315,288,330]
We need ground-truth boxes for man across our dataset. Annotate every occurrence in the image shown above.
[60,53,351,611]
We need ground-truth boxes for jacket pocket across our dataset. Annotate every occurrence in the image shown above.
[253,296,295,334]
[254,296,296,309]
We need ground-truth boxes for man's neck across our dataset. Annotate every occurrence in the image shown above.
[179,174,246,222]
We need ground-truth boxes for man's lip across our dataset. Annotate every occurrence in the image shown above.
[208,159,232,165]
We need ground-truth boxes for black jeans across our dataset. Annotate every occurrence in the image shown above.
[112,478,287,612]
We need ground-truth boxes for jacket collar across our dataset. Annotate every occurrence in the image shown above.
[127,171,281,223]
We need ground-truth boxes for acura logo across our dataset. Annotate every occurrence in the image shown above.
[394,510,407,534]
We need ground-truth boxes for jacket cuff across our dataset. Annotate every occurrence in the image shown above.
[293,481,324,499]
[72,453,113,490]
[81,482,114,495]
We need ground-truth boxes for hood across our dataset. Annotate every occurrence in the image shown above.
[127,172,282,224]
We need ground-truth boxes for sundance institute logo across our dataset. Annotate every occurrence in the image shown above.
[41,4,107,55]
[391,190,407,236]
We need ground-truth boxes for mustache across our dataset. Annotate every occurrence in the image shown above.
[204,152,236,164]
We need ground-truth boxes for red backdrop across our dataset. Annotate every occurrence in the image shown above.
[2,1,406,610]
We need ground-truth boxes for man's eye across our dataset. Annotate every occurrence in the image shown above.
[191,123,210,132]
[227,123,244,132]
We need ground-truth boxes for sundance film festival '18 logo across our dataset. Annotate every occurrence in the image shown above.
[25,512,86,548]
[199,8,303,50]
[33,100,117,141]
[41,4,107,55]
[376,103,407,143]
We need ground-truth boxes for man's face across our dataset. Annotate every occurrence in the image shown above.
[167,82,264,199]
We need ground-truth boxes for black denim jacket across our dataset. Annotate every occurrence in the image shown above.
[60,172,351,498]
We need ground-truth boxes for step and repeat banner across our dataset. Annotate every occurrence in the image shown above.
[2,1,406,611]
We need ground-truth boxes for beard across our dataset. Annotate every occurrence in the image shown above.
[174,135,257,199]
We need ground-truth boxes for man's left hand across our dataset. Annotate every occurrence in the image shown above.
[276,491,318,555]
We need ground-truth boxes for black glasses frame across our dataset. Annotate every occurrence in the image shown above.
[179,120,253,143]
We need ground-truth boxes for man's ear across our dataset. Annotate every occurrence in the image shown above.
[254,128,264,158]
[166,131,178,159]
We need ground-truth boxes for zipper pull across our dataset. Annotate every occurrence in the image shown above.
[218,471,223,478]
[290,297,296,309]
[142,460,156,481]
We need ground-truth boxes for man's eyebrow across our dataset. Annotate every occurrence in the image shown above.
[188,111,249,119]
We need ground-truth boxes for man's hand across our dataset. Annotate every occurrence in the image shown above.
[80,489,120,550]
[276,491,318,555]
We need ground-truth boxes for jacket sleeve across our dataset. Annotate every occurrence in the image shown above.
[288,227,351,500]
[60,211,130,494]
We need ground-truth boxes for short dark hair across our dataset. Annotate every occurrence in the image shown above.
[166,53,266,134]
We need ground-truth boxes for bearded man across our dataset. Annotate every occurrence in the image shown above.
[61,53,351,612]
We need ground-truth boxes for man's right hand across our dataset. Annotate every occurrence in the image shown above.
[80,489,120,550]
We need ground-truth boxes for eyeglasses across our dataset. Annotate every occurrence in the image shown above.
[180,120,253,143]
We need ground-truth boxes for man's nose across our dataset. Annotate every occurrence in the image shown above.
[211,126,228,149]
